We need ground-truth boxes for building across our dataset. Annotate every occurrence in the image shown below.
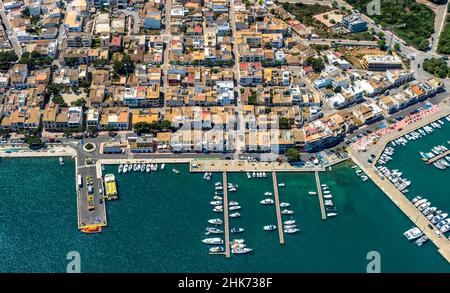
[342,14,368,33]
[128,135,155,153]
[362,55,403,71]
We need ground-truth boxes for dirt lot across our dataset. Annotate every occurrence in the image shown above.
[336,47,387,69]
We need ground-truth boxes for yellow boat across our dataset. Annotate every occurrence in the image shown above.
[80,225,102,234]
[104,174,118,200]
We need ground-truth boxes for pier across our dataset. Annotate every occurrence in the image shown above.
[425,149,450,164]
[272,172,285,245]
[76,160,108,230]
[348,149,450,263]
[314,171,327,220]
[223,171,231,257]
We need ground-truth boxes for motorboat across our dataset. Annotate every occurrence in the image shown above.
[231,228,244,234]
[260,198,274,205]
[213,196,222,200]
[118,164,123,173]
[229,201,239,206]
[205,227,223,234]
[432,213,448,224]
[264,192,273,196]
[231,247,252,254]
[415,235,428,247]
[146,164,151,172]
[208,219,223,225]
[202,238,223,245]
[327,212,338,217]
[281,209,294,215]
[308,191,317,195]
[229,212,240,218]
[229,206,241,211]
[263,225,277,231]
[209,246,225,253]
[284,220,295,225]
[278,183,285,187]
[210,201,222,206]
[284,228,299,234]
[403,227,423,241]
[280,202,290,208]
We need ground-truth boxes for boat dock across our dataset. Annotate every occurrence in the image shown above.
[223,171,231,258]
[76,161,108,230]
[315,171,327,220]
[425,149,450,164]
[272,172,285,245]
[348,149,450,263]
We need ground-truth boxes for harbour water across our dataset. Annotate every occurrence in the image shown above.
[0,157,449,272]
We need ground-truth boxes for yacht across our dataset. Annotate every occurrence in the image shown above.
[436,219,450,229]
[202,238,223,245]
[308,191,317,195]
[323,194,333,199]
[281,209,294,215]
[213,206,223,213]
[280,202,290,208]
[208,219,223,225]
[411,196,422,204]
[59,157,64,165]
[414,198,428,207]
[403,227,423,241]
[229,206,241,211]
[284,220,295,225]
[284,228,299,234]
[229,201,239,206]
[264,192,273,196]
[118,164,123,173]
[263,225,277,231]
[327,212,338,217]
[440,224,450,233]
[146,164,151,172]
[284,224,297,229]
[247,172,251,179]
[122,164,128,173]
[231,247,252,254]
[161,163,165,170]
[231,228,244,234]
[278,183,285,187]
[229,212,240,218]
[260,198,274,205]
[172,169,180,174]
[213,196,222,200]
[210,201,222,206]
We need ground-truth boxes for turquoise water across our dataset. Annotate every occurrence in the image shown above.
[0,156,449,272]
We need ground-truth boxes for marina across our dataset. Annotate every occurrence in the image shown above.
[223,172,231,258]
[315,171,327,220]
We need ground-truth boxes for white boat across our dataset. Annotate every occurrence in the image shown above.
[146,164,151,172]
[264,192,273,196]
[284,220,295,225]
[231,227,244,234]
[247,172,251,179]
[59,157,64,165]
[284,228,299,234]
[260,198,274,205]
[278,183,285,187]
[213,196,222,200]
[140,164,145,172]
[161,163,165,170]
[229,206,241,211]
[281,209,294,215]
[229,201,239,206]
[284,224,297,229]
[172,169,180,174]
[327,212,337,217]
[231,239,245,244]
[280,202,290,208]
[415,235,428,247]
[403,227,423,241]
[411,196,422,204]
[308,191,317,195]
[118,164,123,173]
[432,213,448,224]
[209,246,224,253]
[229,212,240,218]
[210,200,223,206]
[208,219,223,225]
[263,225,277,231]
[323,194,333,199]
[213,206,223,213]
[205,227,223,234]
[202,238,223,245]
[232,247,252,254]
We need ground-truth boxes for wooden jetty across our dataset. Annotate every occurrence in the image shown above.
[315,171,327,220]
[425,149,450,164]
[272,171,285,245]
[223,171,231,257]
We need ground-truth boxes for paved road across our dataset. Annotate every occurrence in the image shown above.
[0,7,22,58]
[431,1,448,53]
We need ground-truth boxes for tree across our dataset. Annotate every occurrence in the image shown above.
[248,92,258,105]
[0,51,18,71]
[52,95,67,106]
[113,54,135,76]
[394,42,401,52]
[285,148,300,162]
[377,39,386,50]
[306,57,325,72]
[279,117,294,129]
[72,98,86,107]
[422,58,449,78]
[24,134,44,149]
